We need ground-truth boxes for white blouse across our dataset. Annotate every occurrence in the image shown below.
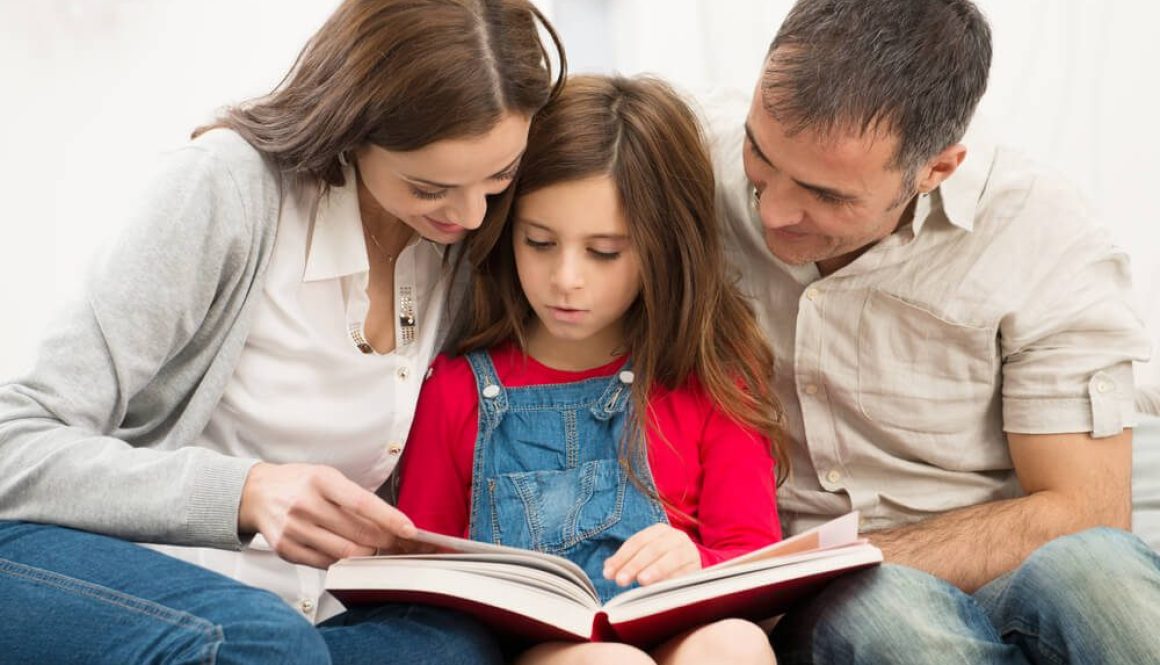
[148,165,450,622]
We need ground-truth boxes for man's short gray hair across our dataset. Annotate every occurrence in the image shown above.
[763,0,991,175]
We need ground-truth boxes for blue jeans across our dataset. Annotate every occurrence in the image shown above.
[0,521,503,665]
[771,528,1160,664]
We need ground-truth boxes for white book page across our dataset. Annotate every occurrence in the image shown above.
[603,540,876,610]
[404,529,597,599]
[325,564,597,638]
[351,556,597,607]
[706,511,861,571]
[604,545,883,623]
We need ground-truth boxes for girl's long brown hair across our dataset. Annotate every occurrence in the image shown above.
[459,74,789,485]
[196,0,566,231]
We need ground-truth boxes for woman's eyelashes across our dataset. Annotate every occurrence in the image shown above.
[410,186,447,201]
[409,165,518,201]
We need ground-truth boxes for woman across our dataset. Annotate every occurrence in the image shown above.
[0,1,564,663]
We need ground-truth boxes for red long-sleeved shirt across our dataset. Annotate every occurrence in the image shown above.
[397,344,781,566]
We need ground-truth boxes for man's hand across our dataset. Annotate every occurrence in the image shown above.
[238,462,418,569]
[603,524,701,587]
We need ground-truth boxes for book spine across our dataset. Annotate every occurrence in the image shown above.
[591,611,616,643]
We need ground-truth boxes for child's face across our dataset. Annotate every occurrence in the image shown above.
[513,174,642,363]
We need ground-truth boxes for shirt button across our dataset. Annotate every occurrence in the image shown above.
[1097,381,1114,393]
[397,367,409,381]
[805,288,820,302]
[825,469,842,484]
[299,598,315,614]
[386,442,403,456]
[804,384,819,396]
[619,370,635,384]
[482,384,501,399]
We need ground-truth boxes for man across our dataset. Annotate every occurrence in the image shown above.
[703,0,1160,662]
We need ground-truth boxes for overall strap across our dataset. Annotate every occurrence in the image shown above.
[591,359,635,421]
[465,349,508,434]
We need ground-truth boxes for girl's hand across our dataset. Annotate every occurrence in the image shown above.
[602,523,702,587]
[238,462,418,569]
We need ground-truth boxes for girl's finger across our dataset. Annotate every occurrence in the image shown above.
[636,545,700,585]
[603,524,668,579]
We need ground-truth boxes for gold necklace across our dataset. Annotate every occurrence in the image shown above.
[362,220,395,263]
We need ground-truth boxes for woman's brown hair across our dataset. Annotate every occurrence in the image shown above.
[197,0,565,227]
[459,74,789,485]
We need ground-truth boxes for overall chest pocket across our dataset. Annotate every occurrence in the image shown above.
[487,458,627,555]
[857,290,997,434]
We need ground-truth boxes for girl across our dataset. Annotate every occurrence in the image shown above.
[0,1,563,663]
[398,75,787,665]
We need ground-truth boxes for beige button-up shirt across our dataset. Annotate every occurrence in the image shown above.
[702,94,1152,536]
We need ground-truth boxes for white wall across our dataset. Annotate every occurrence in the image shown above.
[0,1,338,376]
[2,1,1159,382]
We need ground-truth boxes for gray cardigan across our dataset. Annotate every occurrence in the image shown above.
[0,129,280,549]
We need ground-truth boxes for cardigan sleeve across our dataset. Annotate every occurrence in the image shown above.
[0,130,278,548]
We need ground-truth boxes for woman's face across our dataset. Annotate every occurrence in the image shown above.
[355,113,531,243]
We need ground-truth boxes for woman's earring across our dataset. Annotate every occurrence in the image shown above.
[750,187,761,211]
[338,150,350,167]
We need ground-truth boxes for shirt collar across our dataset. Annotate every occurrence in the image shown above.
[303,164,445,283]
[303,164,369,282]
[912,123,995,236]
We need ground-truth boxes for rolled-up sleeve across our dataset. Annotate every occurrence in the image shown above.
[1000,191,1151,437]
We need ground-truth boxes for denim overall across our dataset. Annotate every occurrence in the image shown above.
[465,350,669,603]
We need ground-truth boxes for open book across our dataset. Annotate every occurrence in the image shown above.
[325,512,881,647]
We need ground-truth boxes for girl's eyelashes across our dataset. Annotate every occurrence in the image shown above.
[523,237,553,250]
[410,186,447,201]
[522,235,621,261]
[588,249,621,261]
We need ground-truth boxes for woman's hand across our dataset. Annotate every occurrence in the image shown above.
[602,524,702,587]
[238,462,417,569]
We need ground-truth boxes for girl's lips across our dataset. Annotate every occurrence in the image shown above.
[548,306,586,324]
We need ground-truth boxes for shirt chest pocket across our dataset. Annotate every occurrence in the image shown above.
[857,290,998,434]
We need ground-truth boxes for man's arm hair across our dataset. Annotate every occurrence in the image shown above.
[866,429,1132,592]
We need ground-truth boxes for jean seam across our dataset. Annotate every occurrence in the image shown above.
[997,616,1065,665]
[1,557,222,649]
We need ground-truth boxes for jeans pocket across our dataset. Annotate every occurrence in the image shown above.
[489,458,627,554]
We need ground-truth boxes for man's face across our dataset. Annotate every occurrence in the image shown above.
[742,86,916,275]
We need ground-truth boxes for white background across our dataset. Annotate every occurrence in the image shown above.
[2,0,1158,381]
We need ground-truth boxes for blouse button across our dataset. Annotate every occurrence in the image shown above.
[299,598,315,614]
[618,370,635,385]
[397,367,409,381]
[386,442,403,456]
[482,384,501,399]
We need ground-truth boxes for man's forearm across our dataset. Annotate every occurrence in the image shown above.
[867,490,1126,592]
